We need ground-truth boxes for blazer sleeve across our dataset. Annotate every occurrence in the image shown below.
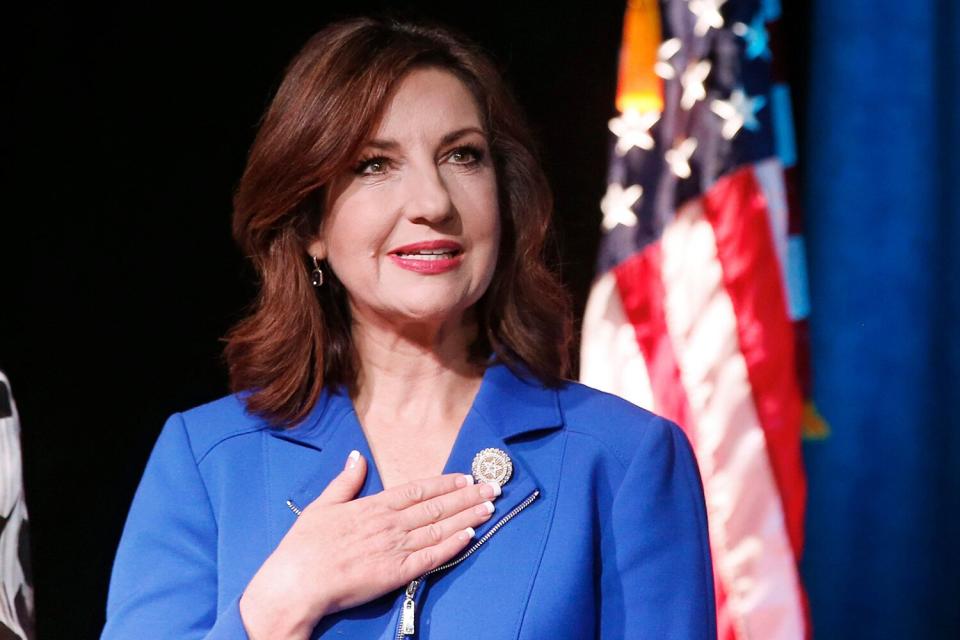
[599,417,717,639]
[101,413,250,639]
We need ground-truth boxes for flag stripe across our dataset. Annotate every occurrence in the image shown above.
[659,199,805,639]
[701,166,807,558]
[714,568,737,640]
[579,271,656,412]
[612,244,695,441]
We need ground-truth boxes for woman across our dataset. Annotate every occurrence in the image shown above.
[102,16,716,640]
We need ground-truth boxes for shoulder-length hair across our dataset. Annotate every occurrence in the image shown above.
[224,16,572,428]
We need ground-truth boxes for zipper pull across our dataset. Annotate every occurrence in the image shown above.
[400,595,416,635]
[399,579,420,636]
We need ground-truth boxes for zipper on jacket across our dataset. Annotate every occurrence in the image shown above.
[394,489,540,639]
[284,489,540,639]
[285,499,303,516]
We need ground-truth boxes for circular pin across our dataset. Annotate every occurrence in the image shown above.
[471,447,513,487]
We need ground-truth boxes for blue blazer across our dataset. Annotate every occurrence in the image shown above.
[102,363,716,639]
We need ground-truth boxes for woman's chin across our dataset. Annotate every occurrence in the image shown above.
[364,299,479,332]
[391,305,470,327]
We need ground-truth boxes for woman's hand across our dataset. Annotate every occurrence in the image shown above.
[238,450,500,639]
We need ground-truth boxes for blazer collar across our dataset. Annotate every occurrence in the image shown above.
[269,360,564,451]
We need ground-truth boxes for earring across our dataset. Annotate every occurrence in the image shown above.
[310,256,324,287]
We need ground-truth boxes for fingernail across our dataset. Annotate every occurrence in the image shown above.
[481,481,501,498]
[462,474,475,486]
[347,450,360,470]
[475,501,495,515]
[458,527,476,541]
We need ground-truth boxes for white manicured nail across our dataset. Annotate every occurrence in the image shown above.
[483,481,501,498]
[347,450,360,469]
[476,501,495,515]
[459,527,476,541]
[462,474,475,485]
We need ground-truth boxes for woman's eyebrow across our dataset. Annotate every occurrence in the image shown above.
[438,126,487,145]
[364,126,487,150]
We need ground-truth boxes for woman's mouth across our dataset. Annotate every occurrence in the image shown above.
[392,248,462,261]
[388,240,464,273]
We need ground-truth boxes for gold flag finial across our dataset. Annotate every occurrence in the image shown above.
[616,0,664,114]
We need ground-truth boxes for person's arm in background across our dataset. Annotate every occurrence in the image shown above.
[0,371,36,640]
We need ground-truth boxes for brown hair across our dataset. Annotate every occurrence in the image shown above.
[223,16,572,428]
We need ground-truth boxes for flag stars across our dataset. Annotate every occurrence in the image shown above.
[601,183,643,230]
[665,137,698,179]
[680,60,712,110]
[688,0,728,37]
[655,37,683,79]
[711,88,766,139]
[608,109,661,155]
[732,13,772,60]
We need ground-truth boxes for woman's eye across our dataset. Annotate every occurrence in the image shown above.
[449,145,485,165]
[353,156,390,175]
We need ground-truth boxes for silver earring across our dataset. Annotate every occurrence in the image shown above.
[310,256,324,287]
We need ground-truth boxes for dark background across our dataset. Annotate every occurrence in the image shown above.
[2,2,808,637]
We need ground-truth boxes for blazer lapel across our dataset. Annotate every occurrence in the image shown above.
[418,363,567,638]
[437,362,563,540]
[263,387,386,549]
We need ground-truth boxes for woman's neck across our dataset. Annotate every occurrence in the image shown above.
[349,309,485,430]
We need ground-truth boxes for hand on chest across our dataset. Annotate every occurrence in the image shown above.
[259,412,564,638]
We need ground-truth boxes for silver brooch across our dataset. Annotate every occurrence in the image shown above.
[471,447,513,487]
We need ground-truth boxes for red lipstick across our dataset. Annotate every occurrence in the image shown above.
[388,240,464,274]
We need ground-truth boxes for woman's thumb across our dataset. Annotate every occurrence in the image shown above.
[317,450,367,504]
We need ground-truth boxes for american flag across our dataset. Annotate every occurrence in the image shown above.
[580,0,813,637]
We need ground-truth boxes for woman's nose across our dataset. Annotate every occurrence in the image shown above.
[402,163,454,224]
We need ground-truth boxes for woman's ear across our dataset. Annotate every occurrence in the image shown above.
[307,237,327,261]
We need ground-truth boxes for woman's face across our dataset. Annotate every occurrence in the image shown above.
[310,67,500,330]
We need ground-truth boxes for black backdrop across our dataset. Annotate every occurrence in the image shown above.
[2,2,807,637]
